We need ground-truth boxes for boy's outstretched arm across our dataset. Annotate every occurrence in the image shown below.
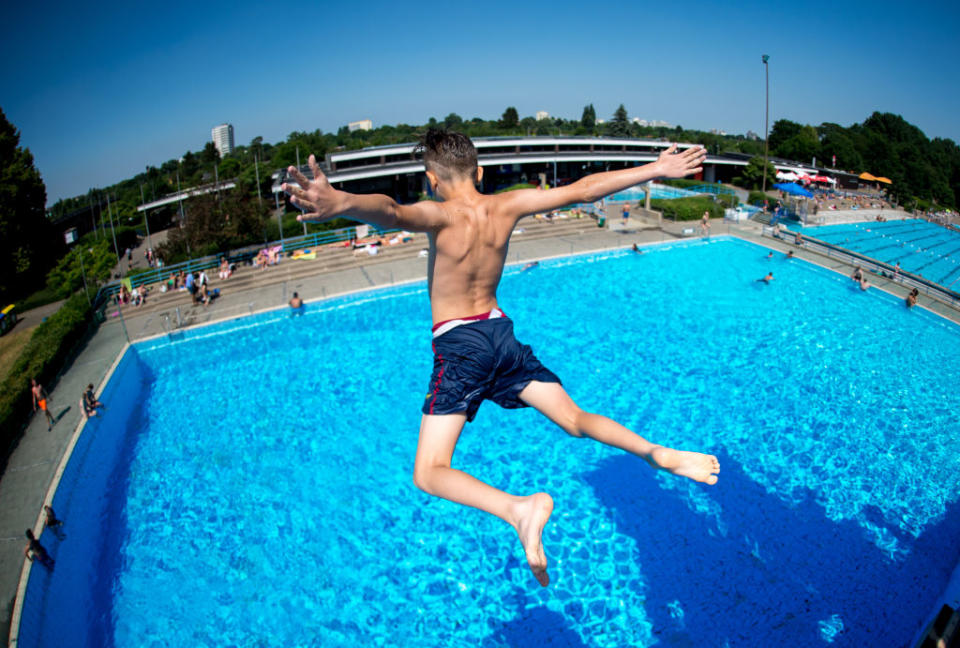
[496,144,706,219]
[282,154,447,232]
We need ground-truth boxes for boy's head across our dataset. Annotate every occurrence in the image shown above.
[418,129,481,186]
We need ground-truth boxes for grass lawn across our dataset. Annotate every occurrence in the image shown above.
[0,326,35,386]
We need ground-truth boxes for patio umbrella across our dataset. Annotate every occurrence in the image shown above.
[773,182,814,198]
[875,177,892,184]
[776,171,799,181]
[859,172,878,181]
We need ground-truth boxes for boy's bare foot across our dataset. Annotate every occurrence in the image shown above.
[647,446,720,485]
[513,492,554,587]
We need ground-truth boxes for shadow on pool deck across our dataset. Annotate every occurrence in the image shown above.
[578,453,960,647]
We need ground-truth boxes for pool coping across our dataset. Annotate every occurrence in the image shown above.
[7,225,959,645]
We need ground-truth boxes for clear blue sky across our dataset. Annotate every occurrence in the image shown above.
[3,0,958,205]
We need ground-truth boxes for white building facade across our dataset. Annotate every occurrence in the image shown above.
[211,123,235,156]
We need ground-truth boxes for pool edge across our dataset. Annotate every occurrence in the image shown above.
[8,342,131,648]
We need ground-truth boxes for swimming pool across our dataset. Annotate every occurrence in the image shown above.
[791,219,960,287]
[17,238,960,647]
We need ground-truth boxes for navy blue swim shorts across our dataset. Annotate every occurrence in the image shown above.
[423,309,561,421]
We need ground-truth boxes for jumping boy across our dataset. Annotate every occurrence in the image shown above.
[283,130,720,587]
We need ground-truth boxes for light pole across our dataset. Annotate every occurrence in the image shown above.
[139,183,152,251]
[761,54,770,202]
[78,247,91,306]
[177,159,190,256]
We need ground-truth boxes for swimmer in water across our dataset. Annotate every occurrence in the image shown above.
[283,130,718,587]
[906,288,919,308]
[757,272,774,284]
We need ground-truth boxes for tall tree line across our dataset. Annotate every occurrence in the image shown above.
[768,112,960,209]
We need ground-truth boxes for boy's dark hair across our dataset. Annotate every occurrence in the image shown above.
[417,128,477,180]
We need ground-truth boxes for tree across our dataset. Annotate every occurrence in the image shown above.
[774,124,820,164]
[0,107,51,302]
[218,157,241,178]
[767,119,803,154]
[499,107,519,129]
[443,113,463,130]
[581,104,596,129]
[818,123,863,171]
[201,141,220,165]
[604,104,630,138]
[734,155,776,191]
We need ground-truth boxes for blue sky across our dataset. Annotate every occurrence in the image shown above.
[3,0,959,205]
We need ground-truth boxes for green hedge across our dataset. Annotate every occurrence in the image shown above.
[748,191,770,207]
[660,178,706,189]
[495,183,537,194]
[716,193,739,208]
[0,293,94,457]
[650,196,726,221]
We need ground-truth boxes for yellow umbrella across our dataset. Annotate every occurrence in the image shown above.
[874,177,892,184]
[858,172,877,181]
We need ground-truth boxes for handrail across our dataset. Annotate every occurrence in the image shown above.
[763,227,960,310]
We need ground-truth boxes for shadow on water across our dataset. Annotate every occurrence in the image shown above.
[578,453,960,647]
[482,589,590,648]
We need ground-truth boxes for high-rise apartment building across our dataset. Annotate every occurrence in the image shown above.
[211,123,235,156]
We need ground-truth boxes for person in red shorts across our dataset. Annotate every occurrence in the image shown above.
[31,378,55,430]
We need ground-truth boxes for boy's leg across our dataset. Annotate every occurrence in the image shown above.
[413,413,554,586]
[518,381,719,484]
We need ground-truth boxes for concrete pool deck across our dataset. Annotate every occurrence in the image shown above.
[2,213,958,642]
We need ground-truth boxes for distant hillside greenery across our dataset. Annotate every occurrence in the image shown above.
[768,112,960,210]
[47,107,959,229]
[46,104,770,224]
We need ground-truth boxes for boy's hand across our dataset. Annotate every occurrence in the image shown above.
[656,144,706,179]
[282,155,345,222]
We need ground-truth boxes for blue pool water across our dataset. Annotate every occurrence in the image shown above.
[19,238,960,647]
[791,219,960,287]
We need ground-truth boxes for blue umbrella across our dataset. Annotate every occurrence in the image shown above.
[774,182,814,198]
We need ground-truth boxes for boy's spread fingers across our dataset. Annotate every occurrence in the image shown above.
[309,154,323,179]
[288,166,311,188]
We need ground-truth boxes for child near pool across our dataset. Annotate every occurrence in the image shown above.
[283,130,720,587]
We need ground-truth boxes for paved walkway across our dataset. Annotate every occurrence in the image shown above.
[1,215,957,641]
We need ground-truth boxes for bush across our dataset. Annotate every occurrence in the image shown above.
[660,178,705,189]
[495,183,537,194]
[0,293,94,456]
[748,191,770,207]
[716,193,739,208]
[45,239,117,300]
[650,196,725,221]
